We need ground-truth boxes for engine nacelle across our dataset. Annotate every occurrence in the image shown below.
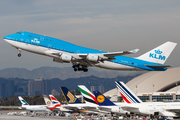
[86,54,101,62]
[53,58,64,63]
[60,54,72,62]
[53,54,73,63]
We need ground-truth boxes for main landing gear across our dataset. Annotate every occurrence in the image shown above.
[72,65,88,72]
[17,49,21,57]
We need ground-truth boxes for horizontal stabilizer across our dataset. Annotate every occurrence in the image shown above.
[144,64,172,68]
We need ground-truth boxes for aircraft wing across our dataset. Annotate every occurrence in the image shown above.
[144,64,172,68]
[79,49,139,58]
[102,49,139,57]
[121,106,139,112]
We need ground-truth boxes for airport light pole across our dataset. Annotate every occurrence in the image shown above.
[176,83,178,93]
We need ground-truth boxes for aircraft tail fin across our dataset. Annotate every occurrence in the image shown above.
[115,81,142,104]
[78,85,99,105]
[43,95,53,107]
[137,41,177,64]
[18,96,29,106]
[93,91,116,106]
[59,87,81,104]
[49,95,62,110]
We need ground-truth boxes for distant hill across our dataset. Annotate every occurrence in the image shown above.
[0,67,145,80]
[51,75,139,93]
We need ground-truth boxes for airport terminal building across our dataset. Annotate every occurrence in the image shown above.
[104,67,180,102]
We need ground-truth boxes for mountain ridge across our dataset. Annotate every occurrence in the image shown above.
[0,66,144,80]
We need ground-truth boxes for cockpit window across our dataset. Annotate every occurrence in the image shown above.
[16,32,21,34]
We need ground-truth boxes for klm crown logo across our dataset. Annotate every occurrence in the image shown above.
[155,49,162,54]
[149,49,166,61]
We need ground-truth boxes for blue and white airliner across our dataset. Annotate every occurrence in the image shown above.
[4,31,177,72]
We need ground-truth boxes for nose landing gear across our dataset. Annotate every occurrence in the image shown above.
[17,49,21,57]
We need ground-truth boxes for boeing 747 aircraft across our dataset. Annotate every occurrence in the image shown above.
[4,31,177,72]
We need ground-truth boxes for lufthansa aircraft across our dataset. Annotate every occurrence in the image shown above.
[4,31,177,72]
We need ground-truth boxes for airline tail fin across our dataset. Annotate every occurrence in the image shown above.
[59,87,81,104]
[49,95,62,110]
[43,95,53,107]
[18,96,29,106]
[115,81,142,104]
[78,85,98,105]
[137,41,177,64]
[93,91,116,106]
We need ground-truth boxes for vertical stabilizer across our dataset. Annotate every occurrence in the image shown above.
[115,81,142,104]
[93,91,116,106]
[78,85,98,105]
[137,41,177,64]
[49,95,62,110]
[59,87,81,104]
[18,96,29,106]
[43,95,53,107]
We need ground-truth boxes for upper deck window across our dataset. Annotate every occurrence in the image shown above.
[16,32,21,34]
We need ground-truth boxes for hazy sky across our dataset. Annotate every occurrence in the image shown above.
[1,0,180,71]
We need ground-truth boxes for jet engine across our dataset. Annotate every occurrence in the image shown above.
[86,54,101,62]
[53,54,73,63]
[60,54,72,62]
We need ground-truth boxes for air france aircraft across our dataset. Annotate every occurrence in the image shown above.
[115,81,180,117]
[4,31,177,72]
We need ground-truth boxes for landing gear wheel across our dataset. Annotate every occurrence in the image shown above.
[74,68,77,72]
[18,53,21,57]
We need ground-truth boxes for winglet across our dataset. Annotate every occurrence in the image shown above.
[129,49,139,54]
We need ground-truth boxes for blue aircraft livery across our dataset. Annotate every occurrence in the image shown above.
[60,87,81,104]
[4,31,177,72]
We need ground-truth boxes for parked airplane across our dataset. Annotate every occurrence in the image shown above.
[4,31,177,72]
[18,96,50,112]
[60,86,113,114]
[93,91,130,115]
[60,87,101,113]
[47,95,71,112]
[115,81,180,117]
[78,85,129,115]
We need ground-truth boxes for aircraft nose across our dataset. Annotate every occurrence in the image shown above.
[4,35,10,40]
